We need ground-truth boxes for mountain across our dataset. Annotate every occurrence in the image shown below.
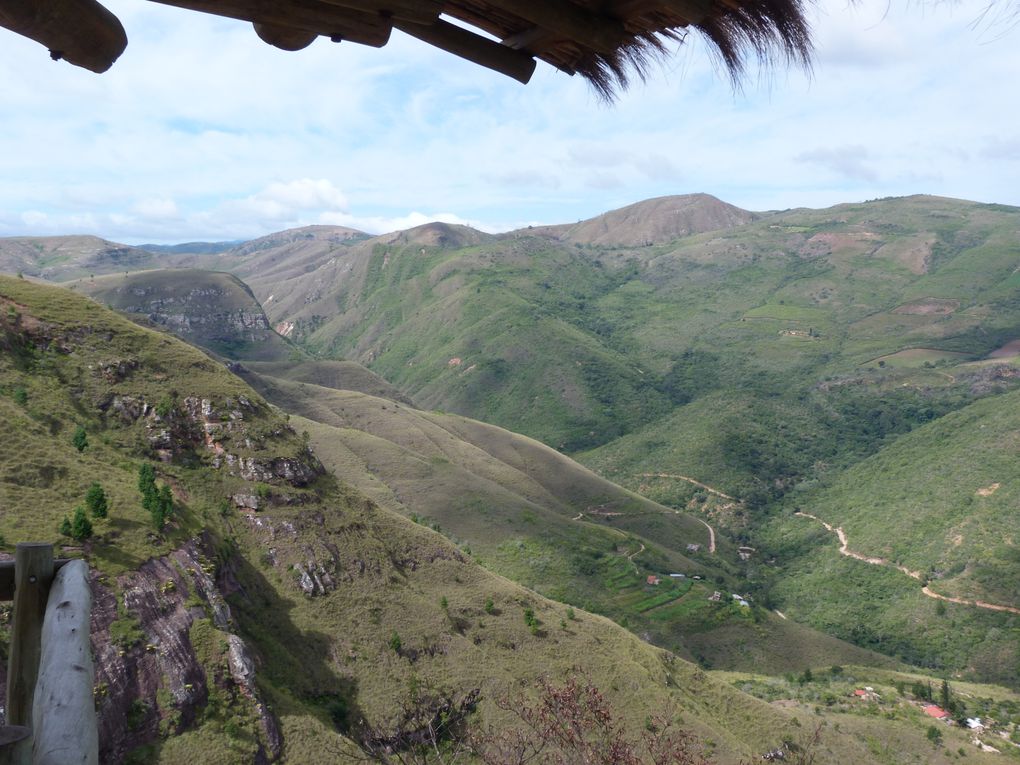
[7,275,1006,765]
[192,193,1020,685]
[138,241,241,255]
[71,266,888,674]
[524,193,759,246]
[0,275,811,764]
[76,269,299,362]
[0,235,162,281]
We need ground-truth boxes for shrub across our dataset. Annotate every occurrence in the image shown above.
[71,425,88,452]
[85,482,108,519]
[12,387,27,405]
[389,631,402,653]
[484,597,495,614]
[68,505,93,541]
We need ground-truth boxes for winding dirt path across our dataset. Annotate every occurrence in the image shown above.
[696,518,717,554]
[626,543,646,574]
[637,473,737,501]
[795,512,1020,615]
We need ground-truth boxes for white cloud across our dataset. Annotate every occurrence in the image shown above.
[0,0,1018,244]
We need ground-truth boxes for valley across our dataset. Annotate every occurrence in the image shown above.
[2,192,1020,762]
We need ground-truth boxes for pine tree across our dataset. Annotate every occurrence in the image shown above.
[71,425,89,452]
[85,482,108,519]
[69,505,93,541]
[59,517,72,537]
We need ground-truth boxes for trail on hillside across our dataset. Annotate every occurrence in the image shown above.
[696,518,717,554]
[632,473,722,554]
[626,543,645,574]
[795,512,1020,615]
[637,473,738,501]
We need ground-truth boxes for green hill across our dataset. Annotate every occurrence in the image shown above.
[7,274,925,765]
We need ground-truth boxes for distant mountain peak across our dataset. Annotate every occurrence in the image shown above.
[522,193,758,247]
[376,221,490,249]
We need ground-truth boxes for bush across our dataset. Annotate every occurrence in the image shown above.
[71,425,88,452]
[61,505,93,541]
[484,597,495,614]
[85,482,108,519]
[389,631,402,653]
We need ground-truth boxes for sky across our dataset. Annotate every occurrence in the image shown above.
[1,0,1018,243]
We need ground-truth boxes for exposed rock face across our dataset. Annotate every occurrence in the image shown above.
[92,536,282,764]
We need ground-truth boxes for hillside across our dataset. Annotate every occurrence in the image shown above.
[524,193,759,246]
[1,274,827,764]
[202,193,1020,687]
[0,235,162,281]
[76,268,300,362]
[66,264,896,675]
[7,277,1009,765]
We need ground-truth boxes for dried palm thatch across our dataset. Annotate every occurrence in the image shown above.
[0,0,813,99]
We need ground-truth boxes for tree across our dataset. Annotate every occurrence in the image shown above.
[926,725,943,748]
[138,464,173,529]
[940,679,951,712]
[65,505,93,541]
[85,482,108,519]
[389,631,402,653]
[71,425,88,452]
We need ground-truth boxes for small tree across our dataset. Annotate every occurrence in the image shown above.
[71,425,89,452]
[389,631,402,653]
[484,597,495,615]
[85,482,108,519]
[69,505,93,541]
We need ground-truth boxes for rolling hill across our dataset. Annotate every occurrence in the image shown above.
[7,273,1011,764]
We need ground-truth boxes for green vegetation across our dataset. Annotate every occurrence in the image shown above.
[72,425,88,452]
[85,481,108,519]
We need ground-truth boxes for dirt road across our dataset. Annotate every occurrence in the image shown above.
[795,512,1020,615]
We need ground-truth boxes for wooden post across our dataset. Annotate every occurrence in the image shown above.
[0,0,127,73]
[0,726,31,765]
[5,544,53,728]
[31,560,97,765]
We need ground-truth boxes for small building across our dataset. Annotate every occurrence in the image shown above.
[853,689,868,698]
[669,573,686,579]
[732,594,750,608]
[709,591,722,602]
[966,718,984,732]
[923,704,950,720]
[686,543,702,553]
[646,575,661,586]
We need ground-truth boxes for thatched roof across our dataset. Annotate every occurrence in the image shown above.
[0,0,812,98]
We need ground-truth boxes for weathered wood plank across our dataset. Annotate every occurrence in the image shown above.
[5,545,54,728]
[253,21,319,50]
[0,725,31,765]
[146,0,393,47]
[0,561,70,603]
[31,560,97,765]
[0,0,127,72]
[394,18,536,84]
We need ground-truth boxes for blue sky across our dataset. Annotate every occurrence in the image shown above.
[1,0,1018,243]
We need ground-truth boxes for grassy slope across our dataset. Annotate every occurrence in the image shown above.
[234,369,892,676]
[0,275,835,764]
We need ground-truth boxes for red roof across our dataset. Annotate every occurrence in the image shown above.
[853,689,868,697]
[923,705,949,719]
[646,575,659,585]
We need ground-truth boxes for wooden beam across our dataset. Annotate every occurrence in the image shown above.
[394,18,535,84]
[32,560,98,765]
[0,0,127,73]
[486,0,627,55]
[253,21,318,50]
[316,0,441,26]
[0,725,31,765]
[5,544,54,728]
[0,560,70,602]
[146,0,393,47]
